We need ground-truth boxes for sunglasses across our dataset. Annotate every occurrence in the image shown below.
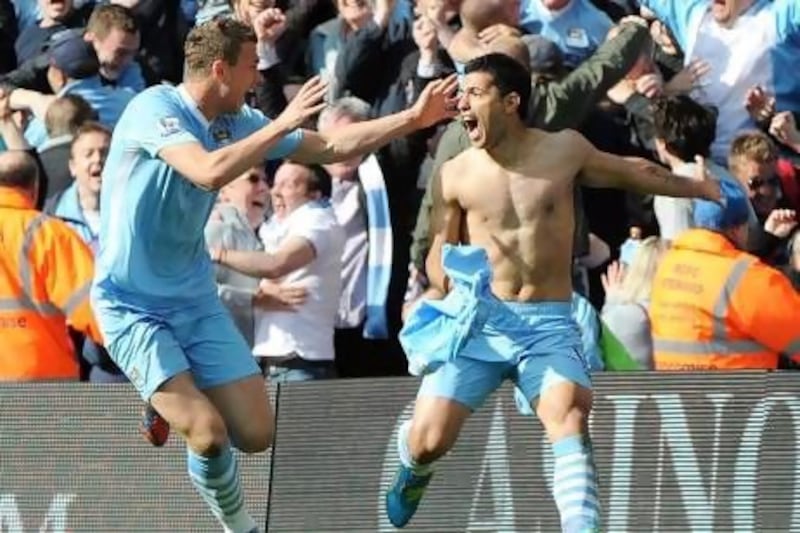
[246,173,268,185]
[341,0,371,7]
[747,175,780,190]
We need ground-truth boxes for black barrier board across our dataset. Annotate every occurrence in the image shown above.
[269,372,800,532]
[0,384,271,532]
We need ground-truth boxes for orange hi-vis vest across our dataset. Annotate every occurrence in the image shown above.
[0,186,102,380]
[650,229,800,370]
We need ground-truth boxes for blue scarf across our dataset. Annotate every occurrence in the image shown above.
[359,155,393,339]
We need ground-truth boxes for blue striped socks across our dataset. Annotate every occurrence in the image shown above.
[551,435,600,533]
[187,445,258,533]
[397,420,433,474]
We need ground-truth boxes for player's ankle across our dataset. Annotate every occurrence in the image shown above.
[397,420,435,474]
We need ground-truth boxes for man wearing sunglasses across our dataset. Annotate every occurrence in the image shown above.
[729,130,799,263]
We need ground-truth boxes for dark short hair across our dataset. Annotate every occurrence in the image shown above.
[307,164,332,199]
[652,95,717,161]
[464,53,532,120]
[0,151,39,190]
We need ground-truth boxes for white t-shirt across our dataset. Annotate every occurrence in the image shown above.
[253,201,345,361]
[688,9,774,163]
[654,162,696,240]
[654,161,760,240]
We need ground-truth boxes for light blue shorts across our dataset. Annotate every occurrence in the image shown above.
[91,293,260,401]
[400,245,592,414]
[417,300,592,414]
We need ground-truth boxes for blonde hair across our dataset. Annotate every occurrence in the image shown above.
[87,4,139,39]
[616,237,669,303]
[44,94,97,137]
[728,130,778,174]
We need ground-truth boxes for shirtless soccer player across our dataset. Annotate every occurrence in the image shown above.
[385,53,721,532]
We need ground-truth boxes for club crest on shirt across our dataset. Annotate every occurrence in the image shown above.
[212,127,232,145]
[565,27,590,49]
[158,117,182,137]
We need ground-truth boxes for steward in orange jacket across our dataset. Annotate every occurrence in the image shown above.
[651,178,800,370]
[0,151,102,380]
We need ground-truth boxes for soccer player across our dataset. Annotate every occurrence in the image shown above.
[90,18,457,533]
[385,54,720,531]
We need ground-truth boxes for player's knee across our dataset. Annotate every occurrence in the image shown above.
[233,419,274,454]
[536,395,590,438]
[184,410,229,456]
[408,421,456,463]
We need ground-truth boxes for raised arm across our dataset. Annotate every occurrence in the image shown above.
[574,131,721,201]
[159,123,297,191]
[0,88,30,150]
[8,88,55,120]
[158,77,330,191]
[540,21,652,130]
[289,74,458,165]
[425,160,463,293]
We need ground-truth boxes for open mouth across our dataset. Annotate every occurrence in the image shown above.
[251,200,266,209]
[710,0,727,11]
[461,116,482,142]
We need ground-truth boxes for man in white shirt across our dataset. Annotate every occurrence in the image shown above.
[206,165,308,347]
[211,162,345,382]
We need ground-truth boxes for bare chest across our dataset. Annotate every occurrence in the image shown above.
[459,162,573,225]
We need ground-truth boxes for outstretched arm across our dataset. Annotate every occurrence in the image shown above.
[576,133,720,202]
[425,160,463,293]
[158,76,331,191]
[289,74,458,165]
[211,237,315,279]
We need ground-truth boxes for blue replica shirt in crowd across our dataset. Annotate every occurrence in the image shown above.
[24,76,136,148]
[93,84,303,307]
[11,0,39,30]
[519,0,613,68]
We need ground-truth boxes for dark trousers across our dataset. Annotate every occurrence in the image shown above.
[334,326,409,378]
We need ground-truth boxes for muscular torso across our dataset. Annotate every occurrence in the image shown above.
[446,130,583,302]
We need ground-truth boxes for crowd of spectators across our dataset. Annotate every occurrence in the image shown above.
[1,0,799,383]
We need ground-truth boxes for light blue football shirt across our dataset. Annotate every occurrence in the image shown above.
[94,84,303,307]
[519,0,613,69]
[24,76,136,149]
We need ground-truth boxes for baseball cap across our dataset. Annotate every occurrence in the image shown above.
[48,28,99,80]
[692,178,750,231]
[520,34,563,77]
